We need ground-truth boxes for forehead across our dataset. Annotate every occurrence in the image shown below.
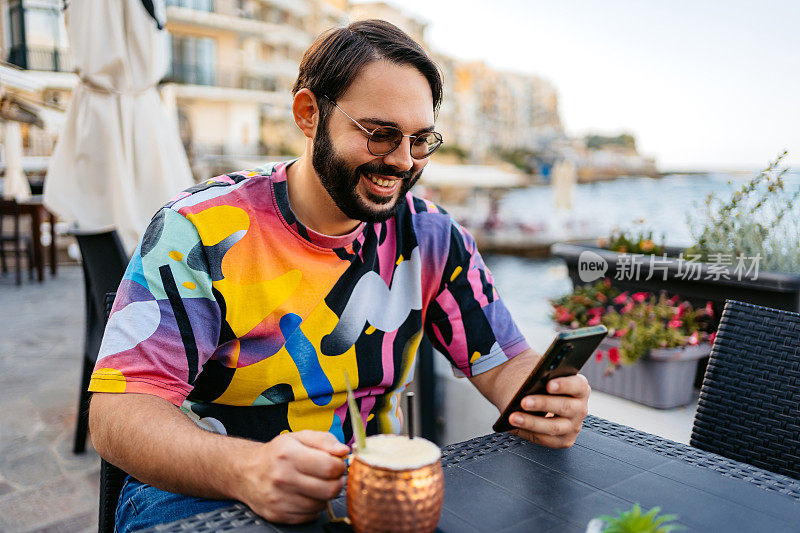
[335,60,435,130]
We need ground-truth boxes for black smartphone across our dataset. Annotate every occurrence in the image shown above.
[492,325,608,433]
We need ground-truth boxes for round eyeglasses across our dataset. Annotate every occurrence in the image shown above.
[323,96,444,160]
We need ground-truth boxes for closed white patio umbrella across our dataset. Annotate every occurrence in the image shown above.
[44,0,193,253]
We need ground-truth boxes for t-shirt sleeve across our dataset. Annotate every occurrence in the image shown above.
[88,207,222,405]
[423,218,530,378]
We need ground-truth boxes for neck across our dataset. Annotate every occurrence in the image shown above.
[285,152,362,236]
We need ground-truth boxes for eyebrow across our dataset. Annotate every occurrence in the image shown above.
[358,117,436,134]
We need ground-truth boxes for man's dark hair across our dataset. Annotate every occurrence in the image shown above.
[292,19,443,119]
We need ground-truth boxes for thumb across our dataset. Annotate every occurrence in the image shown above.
[293,430,350,456]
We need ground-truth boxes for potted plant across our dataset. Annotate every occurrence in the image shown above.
[586,503,683,533]
[551,151,800,315]
[551,280,715,408]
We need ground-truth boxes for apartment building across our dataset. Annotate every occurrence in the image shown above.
[0,0,77,177]
[163,0,348,176]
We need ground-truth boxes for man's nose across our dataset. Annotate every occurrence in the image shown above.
[382,136,414,172]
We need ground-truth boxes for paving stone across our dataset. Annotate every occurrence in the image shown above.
[0,444,64,488]
[0,399,44,443]
[0,477,93,531]
[52,430,100,474]
[0,480,14,497]
[26,510,95,533]
[0,266,98,532]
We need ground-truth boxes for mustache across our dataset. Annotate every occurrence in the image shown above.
[357,163,414,181]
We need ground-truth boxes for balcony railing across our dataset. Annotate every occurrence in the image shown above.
[165,0,214,12]
[6,45,74,72]
[167,62,279,92]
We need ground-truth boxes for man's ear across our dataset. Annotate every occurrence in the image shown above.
[292,89,319,139]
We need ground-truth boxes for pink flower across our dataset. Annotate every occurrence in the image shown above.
[705,302,714,318]
[688,331,699,345]
[668,294,680,305]
[621,301,634,314]
[709,332,717,345]
[613,292,629,305]
[595,350,604,362]
[586,307,603,318]
[668,319,683,329]
[608,346,620,364]
[588,316,601,326]
[632,292,649,303]
[674,305,686,318]
[614,327,629,337]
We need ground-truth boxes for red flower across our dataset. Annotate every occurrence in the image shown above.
[608,346,620,364]
[668,294,680,305]
[632,292,649,303]
[688,332,699,345]
[596,292,608,303]
[709,332,717,345]
[588,316,601,326]
[613,292,629,305]
[614,327,629,337]
[668,319,683,329]
[705,302,714,318]
[621,301,634,314]
[604,278,611,288]
[586,307,603,318]
[595,350,604,362]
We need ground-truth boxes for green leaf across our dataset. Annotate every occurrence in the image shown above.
[344,370,366,451]
[597,503,684,533]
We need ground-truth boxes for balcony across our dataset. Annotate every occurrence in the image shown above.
[168,62,282,91]
[165,6,311,49]
[7,45,73,73]
[166,62,286,104]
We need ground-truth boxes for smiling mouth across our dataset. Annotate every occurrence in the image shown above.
[366,174,401,187]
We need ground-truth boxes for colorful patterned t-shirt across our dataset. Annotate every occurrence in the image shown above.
[89,161,529,444]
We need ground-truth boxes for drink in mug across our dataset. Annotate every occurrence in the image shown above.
[346,434,444,533]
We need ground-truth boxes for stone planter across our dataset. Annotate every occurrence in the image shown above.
[551,241,800,314]
[581,336,711,409]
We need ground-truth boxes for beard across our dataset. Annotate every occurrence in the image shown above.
[311,118,422,223]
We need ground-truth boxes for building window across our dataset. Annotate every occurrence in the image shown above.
[6,0,70,71]
[168,34,217,86]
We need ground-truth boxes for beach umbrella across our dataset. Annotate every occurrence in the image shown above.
[44,0,193,253]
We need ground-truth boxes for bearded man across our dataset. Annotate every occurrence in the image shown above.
[88,19,591,532]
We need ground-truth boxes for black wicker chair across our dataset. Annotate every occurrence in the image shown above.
[98,290,129,533]
[691,300,800,480]
[73,230,129,454]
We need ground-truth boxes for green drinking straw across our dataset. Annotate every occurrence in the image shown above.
[344,370,366,451]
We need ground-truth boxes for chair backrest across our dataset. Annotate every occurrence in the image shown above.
[98,290,128,533]
[74,231,129,327]
[691,300,800,479]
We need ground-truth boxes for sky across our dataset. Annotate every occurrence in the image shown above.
[357,0,800,171]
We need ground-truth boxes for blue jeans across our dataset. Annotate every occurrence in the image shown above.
[114,476,232,533]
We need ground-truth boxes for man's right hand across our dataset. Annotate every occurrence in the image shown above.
[237,430,350,524]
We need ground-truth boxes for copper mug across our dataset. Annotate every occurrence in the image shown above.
[328,434,444,533]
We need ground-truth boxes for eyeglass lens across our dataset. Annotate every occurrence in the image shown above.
[367,127,442,159]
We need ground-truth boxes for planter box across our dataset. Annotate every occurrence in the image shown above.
[551,242,800,314]
[581,337,710,409]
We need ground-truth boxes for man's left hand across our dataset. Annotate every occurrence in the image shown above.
[508,374,591,449]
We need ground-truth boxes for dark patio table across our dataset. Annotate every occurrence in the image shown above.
[140,415,800,532]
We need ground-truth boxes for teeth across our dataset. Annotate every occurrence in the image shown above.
[368,175,394,188]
